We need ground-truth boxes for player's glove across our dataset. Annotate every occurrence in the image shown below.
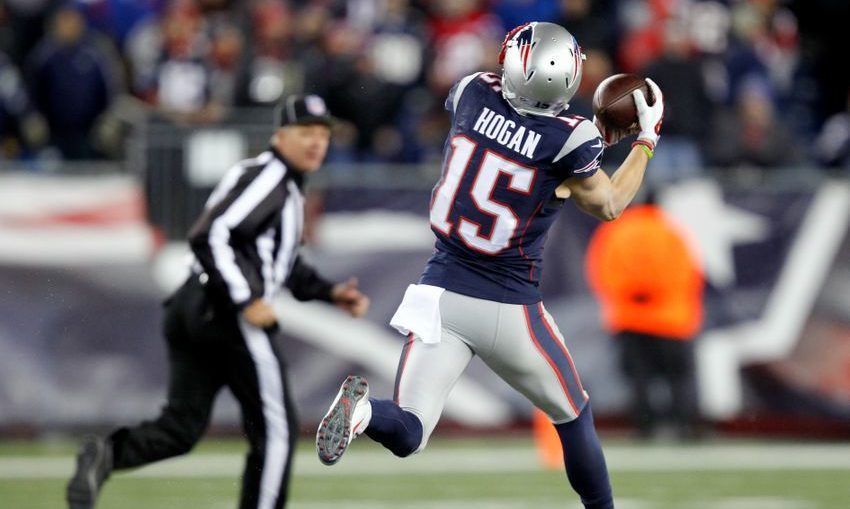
[632,78,664,149]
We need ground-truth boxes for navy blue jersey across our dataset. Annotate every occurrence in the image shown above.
[420,72,605,304]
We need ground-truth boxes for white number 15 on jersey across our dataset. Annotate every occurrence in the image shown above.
[430,135,536,255]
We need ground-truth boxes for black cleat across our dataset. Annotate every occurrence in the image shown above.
[316,375,371,466]
[66,436,113,509]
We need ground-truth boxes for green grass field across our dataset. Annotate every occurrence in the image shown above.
[2,436,849,508]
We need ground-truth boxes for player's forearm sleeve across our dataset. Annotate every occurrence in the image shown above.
[286,255,334,302]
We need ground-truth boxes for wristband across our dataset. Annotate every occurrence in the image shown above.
[632,140,654,159]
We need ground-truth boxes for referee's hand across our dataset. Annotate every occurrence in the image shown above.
[331,277,370,318]
[243,299,278,328]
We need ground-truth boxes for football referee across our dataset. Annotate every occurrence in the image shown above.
[67,95,370,509]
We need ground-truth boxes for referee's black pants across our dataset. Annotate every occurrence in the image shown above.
[108,277,298,509]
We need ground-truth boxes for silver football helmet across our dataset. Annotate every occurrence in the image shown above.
[500,22,585,117]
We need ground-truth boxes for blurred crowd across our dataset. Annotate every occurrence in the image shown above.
[1,0,849,175]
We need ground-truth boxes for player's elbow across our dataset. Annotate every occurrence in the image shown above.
[595,200,622,222]
[587,190,623,221]
[579,202,620,222]
[600,207,622,222]
[574,188,622,221]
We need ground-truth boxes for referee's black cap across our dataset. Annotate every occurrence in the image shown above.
[275,94,334,127]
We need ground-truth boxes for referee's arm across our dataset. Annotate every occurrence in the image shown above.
[286,254,334,302]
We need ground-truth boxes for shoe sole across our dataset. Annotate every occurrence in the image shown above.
[316,375,368,466]
[66,439,106,509]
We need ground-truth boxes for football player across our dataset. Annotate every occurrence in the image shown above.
[316,22,663,509]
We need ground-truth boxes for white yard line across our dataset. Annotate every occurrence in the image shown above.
[286,498,814,509]
[2,443,850,480]
[288,499,651,509]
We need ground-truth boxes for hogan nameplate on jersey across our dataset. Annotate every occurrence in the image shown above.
[472,106,542,159]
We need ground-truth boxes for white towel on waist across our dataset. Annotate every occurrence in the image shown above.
[389,284,446,344]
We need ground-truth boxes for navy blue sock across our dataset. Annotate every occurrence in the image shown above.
[554,402,614,509]
[364,399,423,458]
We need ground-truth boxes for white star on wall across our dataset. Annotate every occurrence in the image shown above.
[660,179,770,288]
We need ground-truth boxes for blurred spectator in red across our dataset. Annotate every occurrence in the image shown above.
[406,0,501,163]
[0,50,47,160]
[642,21,711,183]
[709,80,798,169]
[25,3,124,159]
[250,0,292,62]
[616,0,677,73]
[426,0,501,94]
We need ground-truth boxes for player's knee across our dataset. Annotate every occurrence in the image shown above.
[366,401,426,457]
[388,431,422,458]
[538,402,572,425]
[389,412,424,457]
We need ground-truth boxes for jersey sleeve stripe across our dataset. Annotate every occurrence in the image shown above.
[452,72,483,113]
[553,119,602,163]
[574,150,603,174]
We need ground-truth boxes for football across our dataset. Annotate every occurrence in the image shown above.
[592,74,654,131]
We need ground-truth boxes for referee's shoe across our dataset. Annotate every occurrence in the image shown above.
[66,436,113,509]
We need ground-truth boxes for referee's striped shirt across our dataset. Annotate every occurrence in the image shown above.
[188,148,333,309]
